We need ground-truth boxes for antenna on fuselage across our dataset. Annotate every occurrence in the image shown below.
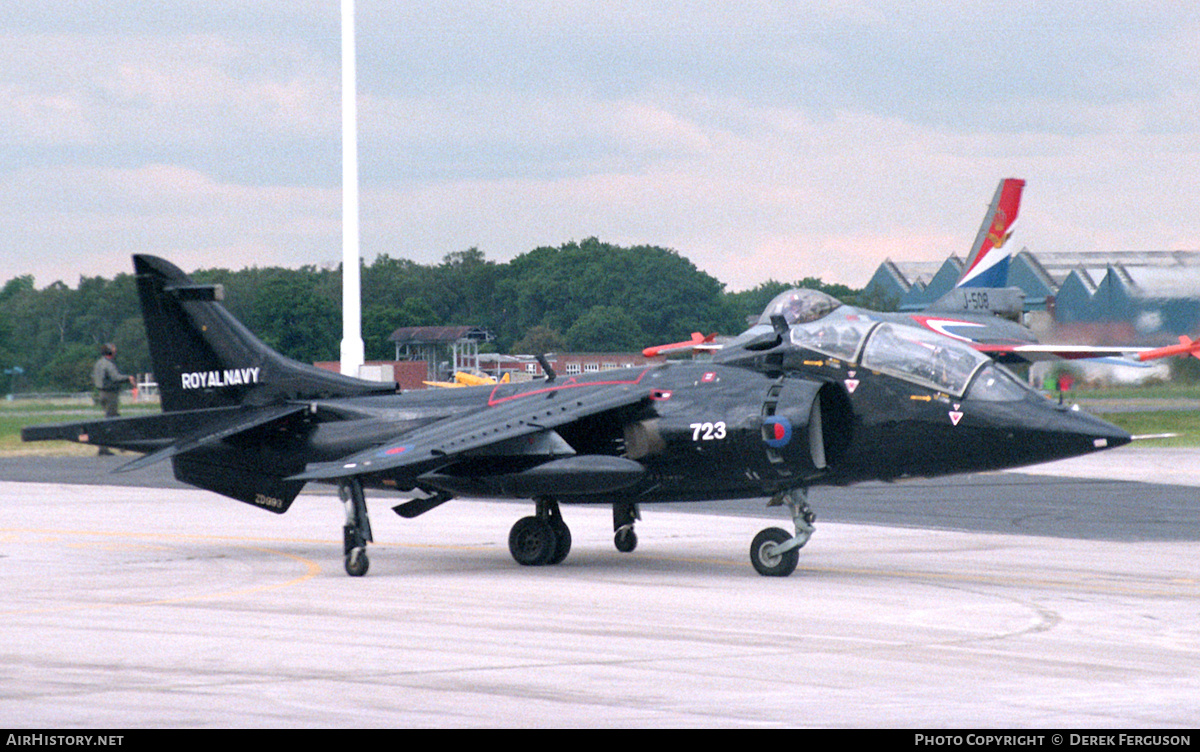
[536,353,557,382]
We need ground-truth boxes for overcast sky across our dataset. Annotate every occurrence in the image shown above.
[3,1,1198,292]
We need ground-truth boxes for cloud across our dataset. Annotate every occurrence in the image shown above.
[0,163,338,285]
[2,1,1199,292]
[0,31,338,151]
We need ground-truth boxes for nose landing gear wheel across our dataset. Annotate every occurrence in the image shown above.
[750,527,799,577]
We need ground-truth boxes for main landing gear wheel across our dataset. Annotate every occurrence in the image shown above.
[547,516,572,565]
[509,516,557,566]
[508,497,572,567]
[750,527,798,577]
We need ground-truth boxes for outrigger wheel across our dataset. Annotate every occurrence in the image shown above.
[614,527,637,553]
[340,478,373,577]
[344,541,369,577]
[613,501,639,553]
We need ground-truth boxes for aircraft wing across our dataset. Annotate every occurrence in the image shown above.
[983,336,1200,365]
[112,404,314,473]
[290,376,653,482]
[21,404,314,471]
[905,314,1162,367]
[1135,336,1200,362]
[973,343,1156,365]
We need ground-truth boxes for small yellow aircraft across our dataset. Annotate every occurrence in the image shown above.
[423,371,511,388]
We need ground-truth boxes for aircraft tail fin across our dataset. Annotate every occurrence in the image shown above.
[955,178,1025,289]
[134,255,395,413]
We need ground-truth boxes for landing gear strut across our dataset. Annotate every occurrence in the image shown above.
[750,487,815,577]
[508,497,571,566]
[340,478,373,577]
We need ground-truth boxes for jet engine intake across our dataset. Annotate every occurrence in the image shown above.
[762,378,853,477]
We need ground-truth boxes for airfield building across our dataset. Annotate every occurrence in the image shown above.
[865,249,1200,345]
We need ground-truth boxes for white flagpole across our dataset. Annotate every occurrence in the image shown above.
[340,0,365,376]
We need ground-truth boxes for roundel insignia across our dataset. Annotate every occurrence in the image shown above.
[762,416,793,448]
[383,445,411,456]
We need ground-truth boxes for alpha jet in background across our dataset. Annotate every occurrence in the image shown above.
[23,255,1131,577]
[851,177,1171,367]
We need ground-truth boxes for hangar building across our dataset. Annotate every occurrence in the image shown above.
[864,249,1200,344]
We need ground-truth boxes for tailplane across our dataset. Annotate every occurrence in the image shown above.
[134,255,395,412]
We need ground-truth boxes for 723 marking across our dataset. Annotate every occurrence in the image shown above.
[690,421,727,441]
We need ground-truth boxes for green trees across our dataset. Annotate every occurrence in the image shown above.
[0,240,864,392]
[247,269,340,364]
[566,306,645,352]
[497,238,742,350]
[724,277,865,323]
[359,239,743,354]
[0,273,149,392]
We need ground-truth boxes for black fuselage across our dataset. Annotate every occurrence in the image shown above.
[282,355,1127,505]
[23,257,1132,516]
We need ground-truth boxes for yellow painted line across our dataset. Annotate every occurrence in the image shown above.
[0,527,323,616]
[6,527,1196,602]
[66,541,172,552]
[139,545,323,606]
[652,553,1200,599]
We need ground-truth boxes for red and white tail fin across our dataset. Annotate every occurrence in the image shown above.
[955,178,1025,288]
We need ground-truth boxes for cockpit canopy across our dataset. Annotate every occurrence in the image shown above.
[748,288,1034,399]
[756,289,842,327]
[859,322,989,396]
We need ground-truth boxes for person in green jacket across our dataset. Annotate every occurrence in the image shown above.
[92,343,134,455]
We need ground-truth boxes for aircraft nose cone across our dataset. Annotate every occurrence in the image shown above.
[1043,403,1132,457]
[968,398,1134,473]
[1087,414,1133,451]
